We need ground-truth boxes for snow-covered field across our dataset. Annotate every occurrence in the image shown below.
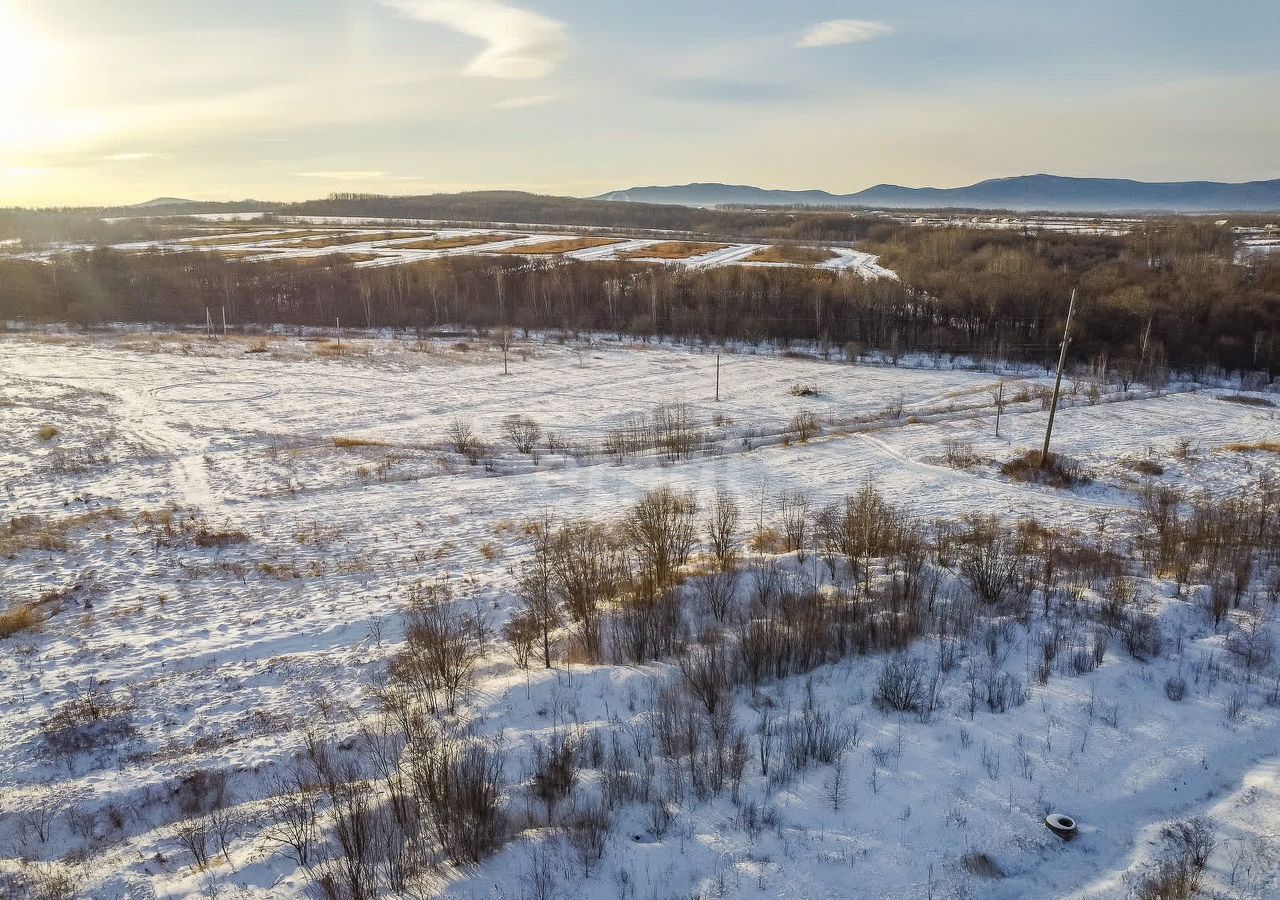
[76,218,893,277]
[1,331,1278,899]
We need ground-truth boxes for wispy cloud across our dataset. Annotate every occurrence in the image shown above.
[295,171,390,179]
[493,93,557,108]
[383,0,567,79]
[103,152,163,162]
[797,19,893,48]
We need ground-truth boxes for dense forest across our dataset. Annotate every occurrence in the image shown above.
[2,215,1276,378]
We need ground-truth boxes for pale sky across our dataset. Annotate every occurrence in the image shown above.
[1,0,1277,206]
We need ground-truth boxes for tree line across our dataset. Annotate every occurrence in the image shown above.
[0,219,1276,376]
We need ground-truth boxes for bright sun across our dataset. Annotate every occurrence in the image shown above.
[0,5,58,150]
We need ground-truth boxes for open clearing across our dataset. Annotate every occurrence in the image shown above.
[1,331,1278,899]
[747,245,840,265]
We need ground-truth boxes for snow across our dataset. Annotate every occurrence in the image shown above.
[0,331,1277,899]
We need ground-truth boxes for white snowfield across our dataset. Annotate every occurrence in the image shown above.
[1,331,1278,899]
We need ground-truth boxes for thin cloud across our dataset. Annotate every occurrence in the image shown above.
[797,19,893,48]
[383,0,567,79]
[103,152,163,162]
[493,93,557,108]
[295,171,389,179]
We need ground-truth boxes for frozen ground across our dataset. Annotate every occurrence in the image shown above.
[1,331,1278,899]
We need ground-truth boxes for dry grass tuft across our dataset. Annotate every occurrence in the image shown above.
[619,241,729,260]
[501,237,623,255]
[1,509,123,558]
[747,245,837,265]
[37,425,60,441]
[193,527,250,549]
[286,232,422,249]
[0,603,42,639]
[1000,450,1089,488]
[393,233,513,251]
[332,436,390,449]
[1225,441,1280,454]
[1219,394,1275,408]
[961,853,1005,879]
[1121,457,1166,476]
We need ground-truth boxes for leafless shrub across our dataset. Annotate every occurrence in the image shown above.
[678,642,734,717]
[20,863,81,900]
[389,582,482,713]
[263,761,320,868]
[406,722,507,865]
[563,801,611,876]
[41,682,136,760]
[1164,676,1187,702]
[1135,819,1215,900]
[943,438,983,469]
[1227,611,1275,673]
[608,588,685,664]
[957,518,1024,605]
[705,489,741,571]
[502,609,539,670]
[1123,612,1164,662]
[503,415,541,456]
[788,411,820,443]
[780,491,810,560]
[695,569,739,624]
[874,655,927,713]
[1225,688,1248,723]
[517,517,561,669]
[623,486,698,594]
[174,816,212,871]
[446,417,480,461]
[17,784,69,844]
[550,520,626,660]
[529,732,578,816]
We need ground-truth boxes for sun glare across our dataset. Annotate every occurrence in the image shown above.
[0,6,59,152]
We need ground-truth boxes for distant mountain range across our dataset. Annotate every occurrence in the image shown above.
[596,175,1280,213]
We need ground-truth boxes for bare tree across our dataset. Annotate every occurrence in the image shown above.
[503,415,541,456]
[625,486,698,593]
[517,515,561,668]
[705,489,741,571]
[390,582,482,713]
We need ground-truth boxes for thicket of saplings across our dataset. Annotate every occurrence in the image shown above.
[2,217,1277,377]
[10,473,1278,899]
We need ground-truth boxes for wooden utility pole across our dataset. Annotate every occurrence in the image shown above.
[715,353,721,402]
[1040,288,1077,468]
[994,381,1004,437]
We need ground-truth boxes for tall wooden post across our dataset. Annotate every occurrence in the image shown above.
[1040,288,1077,468]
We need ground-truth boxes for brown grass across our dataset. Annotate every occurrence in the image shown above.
[1,509,123,558]
[38,425,60,441]
[500,237,624,255]
[1225,441,1280,453]
[619,241,729,260]
[0,603,42,639]
[186,230,339,248]
[391,233,513,251]
[193,527,250,548]
[286,232,423,249]
[332,436,390,449]
[1000,450,1089,488]
[961,853,1005,879]
[746,245,837,265]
